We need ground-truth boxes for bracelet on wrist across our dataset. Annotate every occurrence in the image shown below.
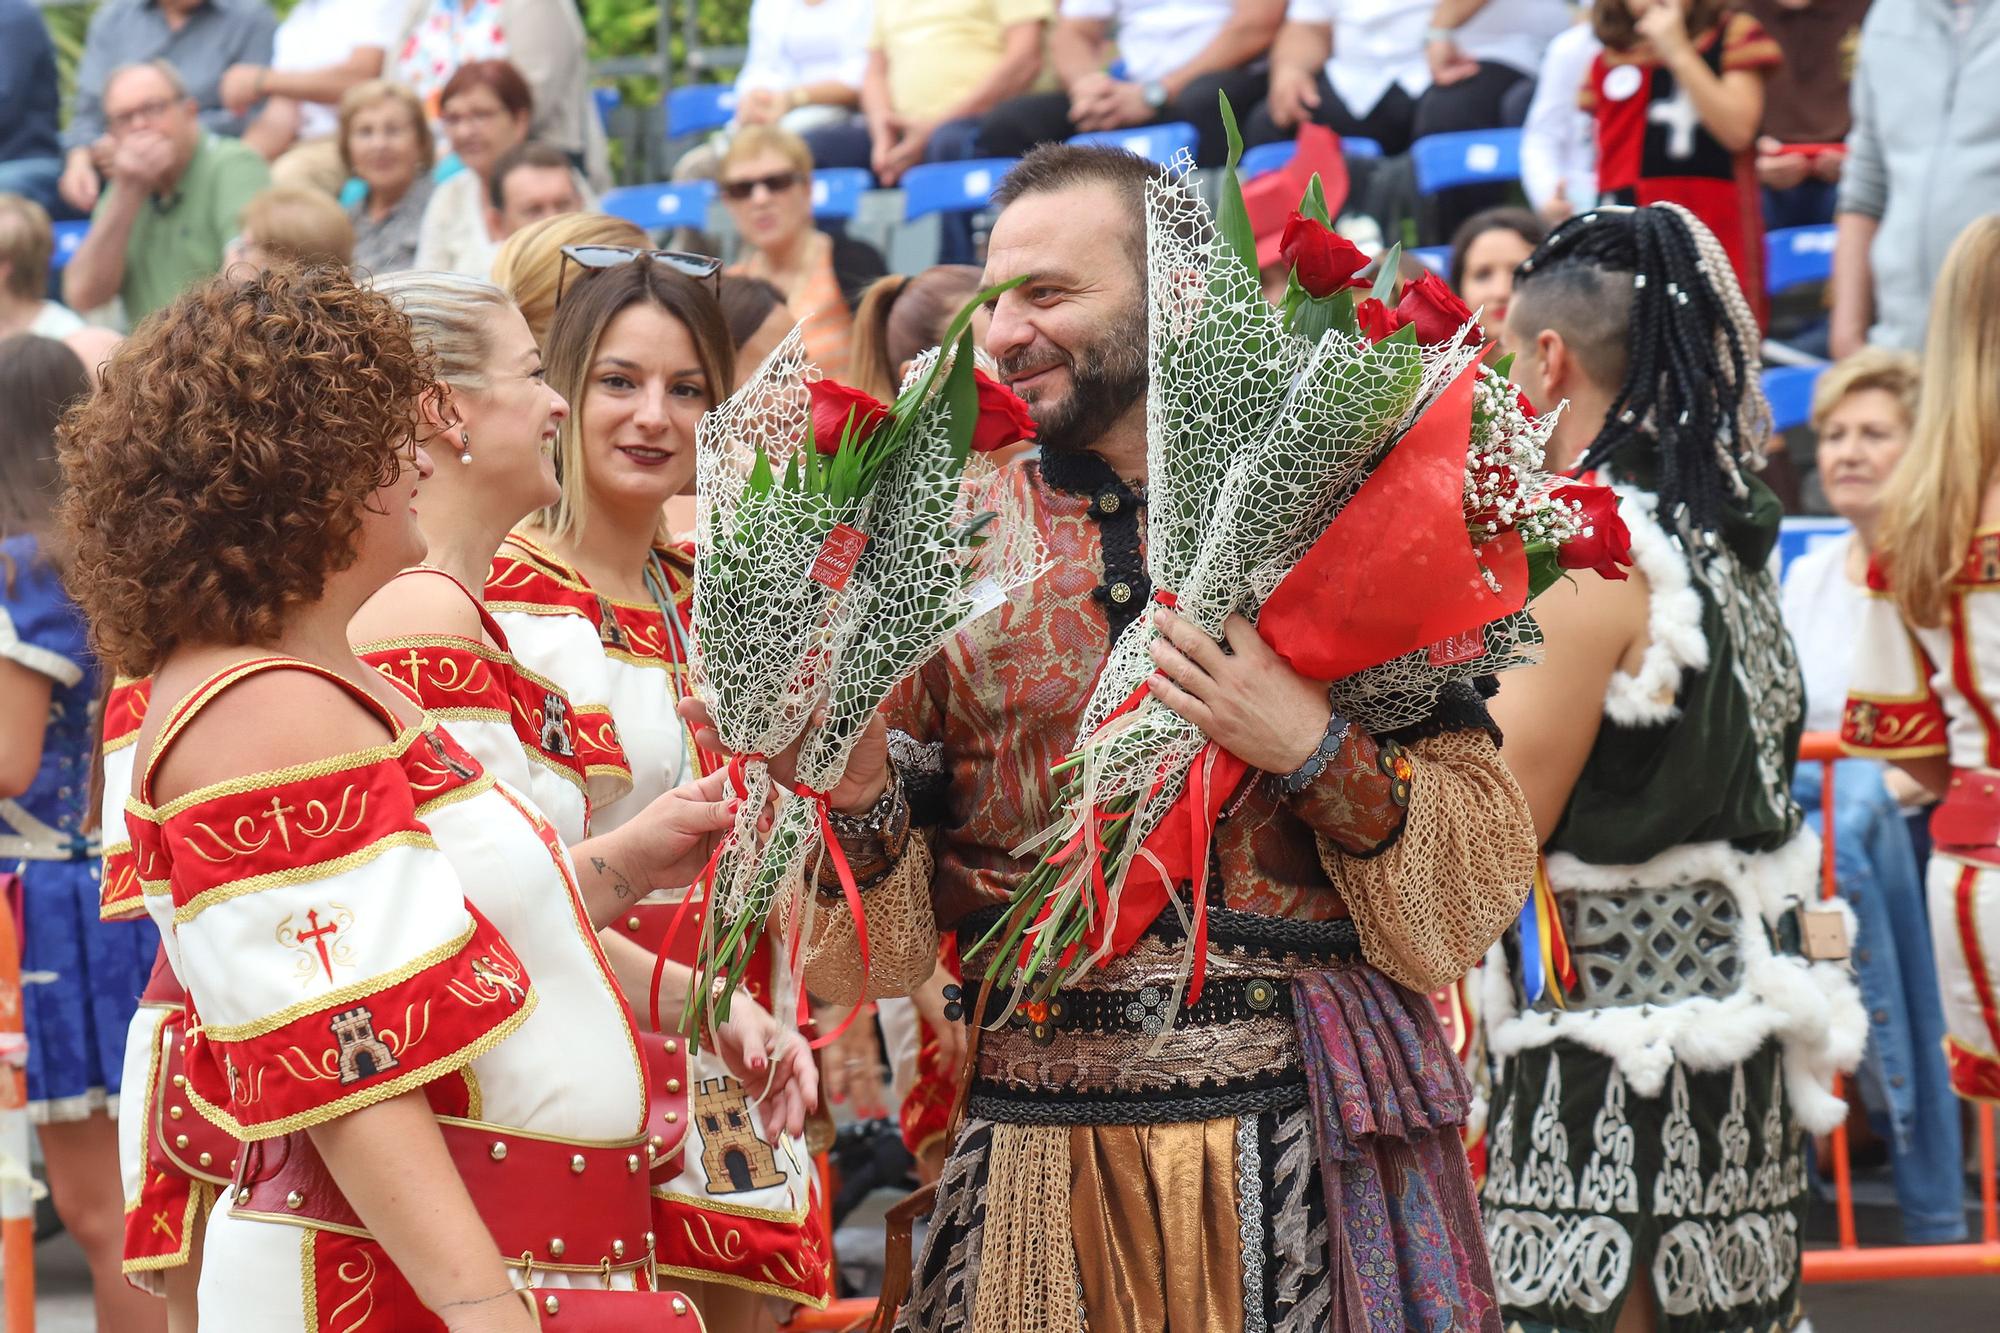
[1270,704,1352,797]
[1424,26,1460,43]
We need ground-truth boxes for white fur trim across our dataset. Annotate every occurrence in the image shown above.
[1486,834,1866,1133]
[1603,488,1709,726]
[0,606,83,689]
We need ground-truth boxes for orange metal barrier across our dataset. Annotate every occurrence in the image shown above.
[1795,733,2000,1282]
[0,888,34,1330]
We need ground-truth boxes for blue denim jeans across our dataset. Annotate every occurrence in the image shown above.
[1795,759,1968,1242]
[0,155,65,216]
[798,115,987,264]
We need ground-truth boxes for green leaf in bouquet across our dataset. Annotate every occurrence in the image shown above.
[1299,173,1331,228]
[748,443,774,495]
[1524,544,1569,600]
[1290,292,1343,343]
[941,325,981,464]
[1214,91,1259,280]
[1370,241,1403,305]
[1492,351,1516,379]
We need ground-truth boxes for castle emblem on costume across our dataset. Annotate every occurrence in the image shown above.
[276,904,355,984]
[594,595,629,650]
[539,691,573,756]
[693,1077,784,1194]
[425,730,477,780]
[330,1006,398,1085]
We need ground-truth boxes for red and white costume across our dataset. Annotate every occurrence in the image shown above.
[1846,533,2000,1100]
[357,568,595,848]
[104,676,226,1290]
[486,533,832,1309]
[126,657,699,1330]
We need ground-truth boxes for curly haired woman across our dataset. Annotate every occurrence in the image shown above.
[58,264,737,1332]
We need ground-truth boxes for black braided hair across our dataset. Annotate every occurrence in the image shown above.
[1514,204,1766,534]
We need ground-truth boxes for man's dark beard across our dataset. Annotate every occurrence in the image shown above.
[1002,302,1148,455]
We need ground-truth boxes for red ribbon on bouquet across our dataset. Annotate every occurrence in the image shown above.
[647,752,873,1052]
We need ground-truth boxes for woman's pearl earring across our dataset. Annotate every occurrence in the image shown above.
[458,428,472,465]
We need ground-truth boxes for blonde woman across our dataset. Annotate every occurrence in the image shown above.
[490,211,648,347]
[339,79,436,274]
[485,255,863,1327]
[1846,214,2000,1107]
[1781,349,1967,1243]
[719,125,883,379]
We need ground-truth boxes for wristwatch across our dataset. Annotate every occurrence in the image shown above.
[1141,80,1170,111]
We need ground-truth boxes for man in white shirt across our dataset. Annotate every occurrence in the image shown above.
[978,0,1285,164]
[221,0,405,193]
[1247,0,1563,155]
[1517,16,1597,223]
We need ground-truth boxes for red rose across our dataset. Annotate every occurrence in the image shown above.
[1279,212,1370,299]
[807,380,892,455]
[1355,297,1401,344]
[1552,483,1633,582]
[1515,388,1538,419]
[970,370,1037,453]
[1394,270,1481,347]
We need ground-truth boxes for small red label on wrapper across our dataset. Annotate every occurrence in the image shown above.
[809,524,870,590]
[1427,627,1486,667]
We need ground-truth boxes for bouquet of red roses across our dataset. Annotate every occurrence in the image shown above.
[688,301,1043,1038]
[985,103,1629,1007]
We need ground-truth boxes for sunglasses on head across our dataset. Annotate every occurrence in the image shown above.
[555,244,724,306]
[720,170,803,202]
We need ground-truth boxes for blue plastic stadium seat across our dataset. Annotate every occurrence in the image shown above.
[601,180,719,231]
[1765,224,1836,296]
[1763,363,1826,435]
[1410,129,1523,194]
[1777,515,1852,574]
[666,83,737,138]
[901,158,1018,221]
[1411,245,1450,276]
[1069,121,1199,166]
[593,86,619,130]
[810,168,874,221]
[49,219,87,270]
[1239,136,1386,182]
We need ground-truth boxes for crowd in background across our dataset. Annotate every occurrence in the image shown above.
[5,0,2000,1323]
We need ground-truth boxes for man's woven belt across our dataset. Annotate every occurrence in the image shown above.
[1539,878,1747,1012]
[953,904,1362,1126]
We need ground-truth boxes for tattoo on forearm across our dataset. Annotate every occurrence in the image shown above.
[591,856,634,900]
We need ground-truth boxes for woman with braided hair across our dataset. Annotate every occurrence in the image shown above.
[1481,202,1864,1333]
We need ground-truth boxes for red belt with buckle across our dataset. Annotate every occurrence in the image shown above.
[155,1012,236,1187]
[235,1119,657,1277]
[1932,770,2000,866]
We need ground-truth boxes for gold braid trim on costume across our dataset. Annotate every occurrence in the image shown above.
[1319,729,1536,993]
[969,1123,1082,1333]
[802,835,939,1007]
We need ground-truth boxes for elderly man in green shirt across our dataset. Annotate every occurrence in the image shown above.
[63,60,269,325]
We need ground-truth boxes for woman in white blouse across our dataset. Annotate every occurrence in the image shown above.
[668,0,873,184]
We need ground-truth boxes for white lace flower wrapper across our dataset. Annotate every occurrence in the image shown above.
[690,324,1043,1035]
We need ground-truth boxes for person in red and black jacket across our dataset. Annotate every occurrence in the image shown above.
[1582,0,1780,324]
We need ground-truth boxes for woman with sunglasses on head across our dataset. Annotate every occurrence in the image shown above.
[718,126,883,382]
[491,212,650,349]
[58,264,738,1331]
[484,251,840,1328]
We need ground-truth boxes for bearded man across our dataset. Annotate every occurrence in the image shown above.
[733,144,1537,1331]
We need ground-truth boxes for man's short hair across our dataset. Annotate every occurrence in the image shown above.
[488,142,576,211]
[992,144,1170,274]
[1509,261,1634,391]
[106,58,188,103]
[0,194,54,300]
